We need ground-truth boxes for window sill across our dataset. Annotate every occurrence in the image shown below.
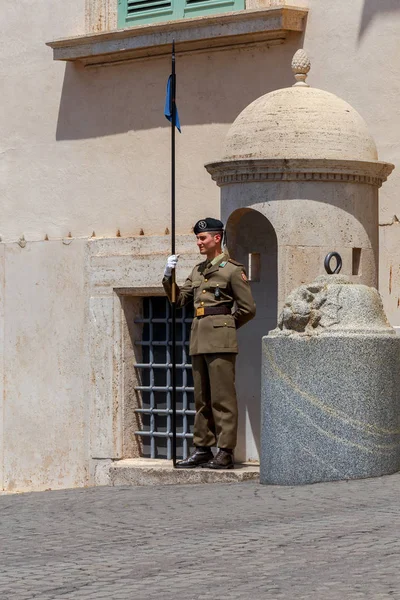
[46,6,308,67]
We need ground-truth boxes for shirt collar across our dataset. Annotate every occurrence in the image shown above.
[210,252,226,267]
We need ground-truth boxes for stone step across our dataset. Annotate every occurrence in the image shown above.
[109,458,260,486]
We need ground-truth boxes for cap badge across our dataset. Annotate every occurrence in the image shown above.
[198,220,207,230]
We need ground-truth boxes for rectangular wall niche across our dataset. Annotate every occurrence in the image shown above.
[248,252,261,282]
[352,248,362,276]
[121,294,195,460]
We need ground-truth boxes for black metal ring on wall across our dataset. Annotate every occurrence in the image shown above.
[324,252,342,274]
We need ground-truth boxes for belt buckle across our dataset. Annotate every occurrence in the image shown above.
[196,307,205,317]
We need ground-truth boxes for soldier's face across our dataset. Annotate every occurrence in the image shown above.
[196,232,221,255]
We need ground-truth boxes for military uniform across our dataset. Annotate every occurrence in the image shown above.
[163,252,256,451]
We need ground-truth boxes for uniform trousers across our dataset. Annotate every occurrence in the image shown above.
[191,353,238,450]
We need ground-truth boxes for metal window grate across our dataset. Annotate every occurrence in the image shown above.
[134,297,194,460]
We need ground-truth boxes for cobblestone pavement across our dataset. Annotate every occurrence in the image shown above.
[1,474,400,600]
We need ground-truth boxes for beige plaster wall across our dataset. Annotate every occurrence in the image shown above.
[1,240,89,492]
[1,38,302,243]
[0,0,85,242]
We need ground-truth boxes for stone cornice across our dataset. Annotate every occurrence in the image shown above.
[205,158,395,188]
[46,6,307,66]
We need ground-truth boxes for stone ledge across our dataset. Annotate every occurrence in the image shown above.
[205,158,395,188]
[109,458,260,486]
[46,6,307,66]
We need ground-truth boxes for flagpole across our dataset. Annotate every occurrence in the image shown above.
[170,40,177,467]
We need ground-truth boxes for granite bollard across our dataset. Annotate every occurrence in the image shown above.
[261,275,400,485]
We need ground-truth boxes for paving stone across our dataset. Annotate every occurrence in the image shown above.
[1,475,400,598]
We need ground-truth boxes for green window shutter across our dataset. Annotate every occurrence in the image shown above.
[183,0,244,18]
[118,0,244,27]
[118,0,175,27]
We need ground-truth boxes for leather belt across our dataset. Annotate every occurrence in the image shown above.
[195,306,232,318]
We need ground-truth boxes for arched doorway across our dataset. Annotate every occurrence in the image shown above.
[226,208,278,462]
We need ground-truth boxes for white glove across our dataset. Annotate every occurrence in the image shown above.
[164,254,179,277]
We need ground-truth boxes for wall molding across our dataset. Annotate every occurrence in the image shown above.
[48,6,307,66]
[86,235,197,462]
[205,158,395,188]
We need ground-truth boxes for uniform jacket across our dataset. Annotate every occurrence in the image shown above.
[163,253,256,355]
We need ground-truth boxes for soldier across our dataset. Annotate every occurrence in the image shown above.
[163,217,256,469]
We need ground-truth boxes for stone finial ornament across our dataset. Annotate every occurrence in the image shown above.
[292,49,311,87]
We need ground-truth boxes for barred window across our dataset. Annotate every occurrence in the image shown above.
[134,296,195,460]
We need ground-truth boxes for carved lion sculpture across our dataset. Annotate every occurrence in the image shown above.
[277,275,351,335]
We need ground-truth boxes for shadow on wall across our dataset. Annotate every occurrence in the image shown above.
[359,0,400,39]
[56,35,302,140]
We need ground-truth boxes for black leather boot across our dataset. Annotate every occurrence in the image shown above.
[175,447,214,469]
[203,449,234,470]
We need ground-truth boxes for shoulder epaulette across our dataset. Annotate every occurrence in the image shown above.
[228,259,244,267]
